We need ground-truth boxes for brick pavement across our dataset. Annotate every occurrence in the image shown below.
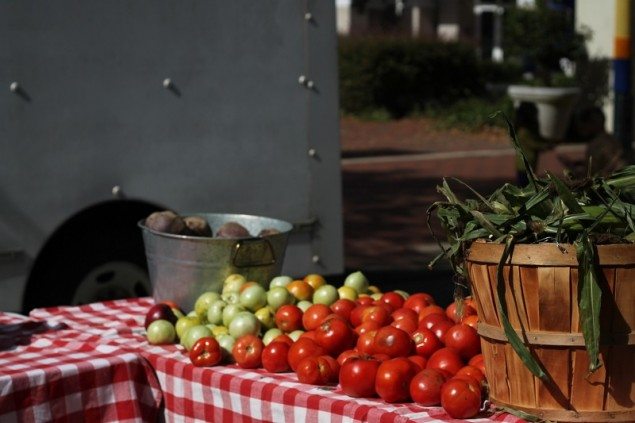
[340,118,586,298]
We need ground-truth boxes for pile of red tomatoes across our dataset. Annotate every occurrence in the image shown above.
[227,291,485,419]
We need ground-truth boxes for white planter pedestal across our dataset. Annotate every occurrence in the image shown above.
[508,85,580,141]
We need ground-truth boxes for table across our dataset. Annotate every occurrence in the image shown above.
[0,310,162,423]
[18,298,527,422]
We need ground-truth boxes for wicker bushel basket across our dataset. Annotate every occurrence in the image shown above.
[466,241,635,422]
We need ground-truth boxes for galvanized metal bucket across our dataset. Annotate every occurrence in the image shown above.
[139,213,293,312]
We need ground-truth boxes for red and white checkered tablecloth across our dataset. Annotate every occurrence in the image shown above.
[29,298,527,423]
[0,310,162,423]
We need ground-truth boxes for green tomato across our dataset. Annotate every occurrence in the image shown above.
[146,319,176,345]
[194,292,221,317]
[312,284,338,306]
[266,286,294,310]
[239,285,267,312]
[269,275,293,289]
[344,271,369,294]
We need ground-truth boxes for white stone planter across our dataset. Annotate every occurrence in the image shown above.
[508,85,580,141]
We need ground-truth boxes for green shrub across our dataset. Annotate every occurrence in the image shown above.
[339,37,487,118]
[339,37,524,118]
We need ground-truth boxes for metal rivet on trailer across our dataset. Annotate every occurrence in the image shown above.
[112,185,124,198]
[162,78,172,89]
[298,75,307,85]
[306,80,315,89]
[308,148,317,157]
[304,12,313,21]
[9,82,19,93]
[311,255,320,264]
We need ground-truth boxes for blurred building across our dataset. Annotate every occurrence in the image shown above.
[336,0,476,41]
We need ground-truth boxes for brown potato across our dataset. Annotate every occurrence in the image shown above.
[183,216,213,237]
[216,221,251,238]
[145,210,186,234]
[258,228,280,237]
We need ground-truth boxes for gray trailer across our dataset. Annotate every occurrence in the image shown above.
[0,1,343,312]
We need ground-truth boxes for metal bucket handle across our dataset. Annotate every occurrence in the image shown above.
[232,238,276,268]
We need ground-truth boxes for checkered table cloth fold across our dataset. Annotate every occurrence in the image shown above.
[29,298,526,423]
[0,311,162,423]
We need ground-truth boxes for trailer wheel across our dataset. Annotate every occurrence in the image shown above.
[22,200,161,312]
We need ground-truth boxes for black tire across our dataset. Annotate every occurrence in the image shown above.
[22,200,161,313]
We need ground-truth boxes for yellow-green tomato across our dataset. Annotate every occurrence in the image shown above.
[313,284,338,306]
[146,319,176,345]
[254,306,276,330]
[194,292,221,317]
[175,315,201,339]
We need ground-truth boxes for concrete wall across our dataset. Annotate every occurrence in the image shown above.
[576,0,616,131]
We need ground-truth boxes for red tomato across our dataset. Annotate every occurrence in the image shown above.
[451,374,482,394]
[418,312,450,330]
[302,304,331,331]
[455,365,485,385]
[391,307,418,323]
[355,320,382,336]
[296,355,339,385]
[409,368,447,406]
[426,347,464,376]
[337,349,361,366]
[287,337,325,372]
[261,341,291,373]
[445,301,478,323]
[275,304,304,333]
[379,292,405,310]
[375,357,419,403]
[412,328,443,358]
[391,317,417,335]
[468,354,486,376]
[349,305,370,327]
[430,320,454,343]
[356,330,377,355]
[315,315,354,355]
[272,334,294,347]
[330,298,357,321]
[232,334,264,369]
[189,337,222,367]
[407,355,427,372]
[356,296,374,306]
[461,314,479,329]
[419,305,446,320]
[440,378,481,419]
[372,353,390,362]
[443,324,481,360]
[299,330,318,342]
[373,326,414,358]
[404,293,434,314]
[339,357,381,398]
[361,305,392,326]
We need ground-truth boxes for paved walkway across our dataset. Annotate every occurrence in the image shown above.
[340,117,586,294]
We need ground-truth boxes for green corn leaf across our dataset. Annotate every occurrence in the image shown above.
[548,172,584,214]
[497,112,538,189]
[471,210,503,237]
[575,235,603,373]
[438,178,462,205]
[496,236,548,380]
[449,177,495,211]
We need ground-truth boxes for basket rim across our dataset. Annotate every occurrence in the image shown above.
[467,239,635,266]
